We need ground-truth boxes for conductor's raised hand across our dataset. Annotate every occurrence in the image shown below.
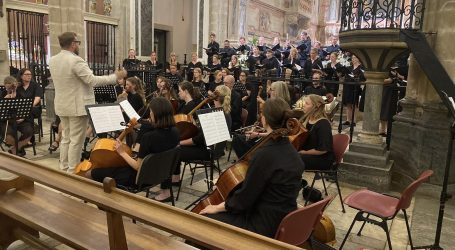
[115,68,127,79]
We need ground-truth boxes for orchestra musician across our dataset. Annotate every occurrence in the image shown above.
[87,97,180,197]
[186,52,203,81]
[165,64,183,92]
[233,81,291,159]
[0,76,34,156]
[224,75,243,132]
[233,71,252,109]
[205,33,220,66]
[191,67,208,100]
[116,76,146,116]
[298,94,334,171]
[304,72,327,97]
[200,97,305,238]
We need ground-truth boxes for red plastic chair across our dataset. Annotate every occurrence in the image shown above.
[304,133,350,212]
[339,170,433,250]
[275,196,332,247]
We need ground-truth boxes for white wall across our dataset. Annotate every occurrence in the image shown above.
[153,0,196,64]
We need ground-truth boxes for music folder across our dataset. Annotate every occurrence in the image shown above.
[196,108,230,146]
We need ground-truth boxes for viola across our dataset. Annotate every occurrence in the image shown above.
[191,118,304,214]
[75,118,137,176]
[174,91,219,140]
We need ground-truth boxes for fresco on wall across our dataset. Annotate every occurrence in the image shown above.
[258,11,271,32]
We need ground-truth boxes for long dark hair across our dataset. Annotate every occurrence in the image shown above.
[148,97,175,129]
[16,68,32,86]
[179,81,195,100]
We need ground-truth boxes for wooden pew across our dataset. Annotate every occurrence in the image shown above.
[0,152,300,250]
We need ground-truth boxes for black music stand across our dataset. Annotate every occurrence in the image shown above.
[414,91,454,250]
[183,107,230,210]
[0,98,33,155]
[94,85,117,104]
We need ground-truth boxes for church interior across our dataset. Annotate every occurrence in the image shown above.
[0,0,455,249]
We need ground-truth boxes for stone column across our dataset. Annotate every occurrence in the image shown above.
[0,3,10,80]
[391,0,455,191]
[357,71,388,144]
[48,0,85,58]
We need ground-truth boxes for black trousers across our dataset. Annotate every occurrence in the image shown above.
[231,133,259,159]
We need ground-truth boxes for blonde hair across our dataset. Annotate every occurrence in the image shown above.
[215,85,231,114]
[271,81,290,104]
[300,94,328,127]
[193,67,203,81]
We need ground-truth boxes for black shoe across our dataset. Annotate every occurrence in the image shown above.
[301,179,308,188]
[153,196,173,203]
[18,148,26,157]
[342,121,350,126]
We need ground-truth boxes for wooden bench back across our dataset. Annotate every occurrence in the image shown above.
[0,152,300,250]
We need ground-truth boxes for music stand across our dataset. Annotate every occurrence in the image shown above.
[85,104,125,135]
[0,98,33,155]
[414,91,455,250]
[94,85,117,104]
[184,107,230,210]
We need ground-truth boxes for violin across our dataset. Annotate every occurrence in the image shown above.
[191,117,305,214]
[174,91,219,140]
[75,118,137,176]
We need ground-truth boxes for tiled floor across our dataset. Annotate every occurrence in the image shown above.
[2,115,454,250]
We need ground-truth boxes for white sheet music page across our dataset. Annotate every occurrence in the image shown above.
[198,110,231,146]
[449,97,455,113]
[119,100,141,121]
[88,105,125,134]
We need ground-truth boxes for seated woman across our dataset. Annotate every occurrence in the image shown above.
[116,76,146,114]
[232,81,291,159]
[298,94,334,170]
[179,84,232,164]
[87,97,180,201]
[0,76,34,156]
[200,97,305,238]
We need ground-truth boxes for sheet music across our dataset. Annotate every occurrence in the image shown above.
[88,105,125,134]
[295,64,302,71]
[119,100,141,121]
[198,110,231,146]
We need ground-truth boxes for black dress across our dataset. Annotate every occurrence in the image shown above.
[324,62,342,96]
[186,61,203,81]
[300,119,334,170]
[91,127,180,187]
[342,65,365,105]
[206,137,305,238]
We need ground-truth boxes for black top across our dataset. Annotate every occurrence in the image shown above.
[304,58,323,79]
[208,81,224,92]
[324,62,342,81]
[177,99,198,115]
[219,47,236,67]
[302,119,334,156]
[16,81,42,104]
[304,85,327,96]
[192,80,208,99]
[165,73,183,92]
[122,58,141,69]
[206,41,220,66]
[186,61,203,81]
[145,60,163,70]
[222,137,305,237]
[262,57,281,72]
[165,61,181,70]
[297,38,312,61]
[326,44,340,54]
[127,92,145,112]
[247,55,264,74]
[230,90,243,131]
[137,127,180,159]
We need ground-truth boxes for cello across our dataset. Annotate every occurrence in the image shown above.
[75,118,137,175]
[174,91,219,140]
[191,117,305,214]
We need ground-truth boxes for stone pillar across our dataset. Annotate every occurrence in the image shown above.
[48,0,85,58]
[391,0,455,191]
[0,3,10,80]
[340,71,393,191]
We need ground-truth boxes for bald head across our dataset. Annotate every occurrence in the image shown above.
[224,75,235,89]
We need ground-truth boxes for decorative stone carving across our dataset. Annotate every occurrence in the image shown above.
[104,0,112,16]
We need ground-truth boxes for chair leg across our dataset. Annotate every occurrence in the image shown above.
[216,159,221,175]
[170,186,175,206]
[176,163,188,201]
[403,209,414,249]
[304,175,317,206]
[382,220,393,250]
[145,188,150,198]
[340,212,359,250]
[357,213,369,236]
[321,173,328,195]
[204,163,209,191]
[334,171,346,213]
[190,163,197,185]
[227,144,232,162]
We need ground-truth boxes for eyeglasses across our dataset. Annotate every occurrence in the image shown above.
[23,73,32,76]
[73,40,81,45]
